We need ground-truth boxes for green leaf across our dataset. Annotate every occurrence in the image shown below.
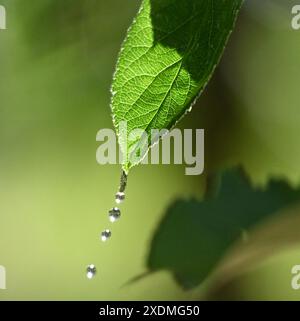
[111,0,243,172]
[146,169,300,289]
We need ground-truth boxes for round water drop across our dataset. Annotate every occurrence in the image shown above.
[115,192,125,204]
[101,229,112,242]
[86,264,96,279]
[109,207,121,223]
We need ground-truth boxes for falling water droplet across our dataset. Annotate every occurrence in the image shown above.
[115,192,125,204]
[101,229,112,242]
[86,264,96,279]
[109,207,121,222]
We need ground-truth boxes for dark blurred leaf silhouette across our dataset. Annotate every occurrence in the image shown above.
[147,169,300,288]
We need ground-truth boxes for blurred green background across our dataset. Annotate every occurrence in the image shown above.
[1,0,300,300]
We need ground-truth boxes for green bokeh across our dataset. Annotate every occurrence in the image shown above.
[0,0,203,300]
[1,0,300,300]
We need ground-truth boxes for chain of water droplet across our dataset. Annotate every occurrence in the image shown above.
[86,171,127,279]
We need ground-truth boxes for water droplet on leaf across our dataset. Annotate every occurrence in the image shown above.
[118,170,127,193]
